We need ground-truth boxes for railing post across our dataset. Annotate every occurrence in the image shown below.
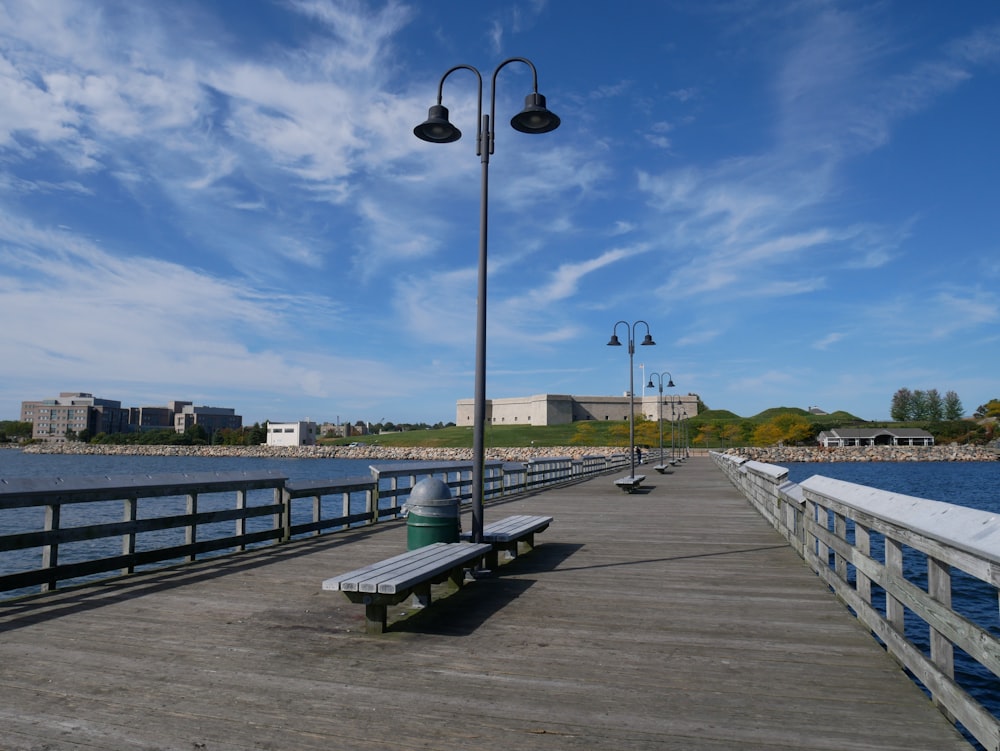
[927,555,955,713]
[273,483,292,542]
[236,489,248,551]
[369,476,380,525]
[855,521,872,606]
[186,492,198,562]
[312,493,322,537]
[885,537,904,633]
[42,502,60,592]
[834,510,848,581]
[123,496,138,574]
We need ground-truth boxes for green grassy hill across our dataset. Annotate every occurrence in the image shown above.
[322,405,871,449]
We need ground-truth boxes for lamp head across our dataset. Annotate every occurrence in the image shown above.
[646,378,655,389]
[414,104,461,143]
[667,378,675,388]
[640,333,656,346]
[606,334,622,347]
[510,92,561,134]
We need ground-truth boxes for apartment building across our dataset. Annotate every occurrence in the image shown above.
[20,392,129,441]
[173,404,242,438]
[21,393,242,441]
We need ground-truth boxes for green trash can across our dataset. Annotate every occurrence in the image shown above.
[406,477,460,550]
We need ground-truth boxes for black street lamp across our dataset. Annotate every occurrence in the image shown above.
[607,320,655,483]
[414,58,560,544]
[646,371,675,470]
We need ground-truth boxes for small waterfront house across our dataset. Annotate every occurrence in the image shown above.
[816,428,934,447]
[266,421,318,447]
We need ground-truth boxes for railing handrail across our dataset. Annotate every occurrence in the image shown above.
[0,470,288,507]
[801,474,1000,566]
[1,453,630,600]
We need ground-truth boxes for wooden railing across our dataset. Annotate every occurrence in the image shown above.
[712,451,1000,751]
[1,454,630,600]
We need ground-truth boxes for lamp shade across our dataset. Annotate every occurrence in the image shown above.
[414,104,462,143]
[606,334,622,347]
[510,92,561,134]
[640,334,655,346]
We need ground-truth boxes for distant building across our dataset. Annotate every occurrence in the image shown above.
[20,392,129,441]
[21,393,243,441]
[816,428,934,447]
[129,401,192,431]
[456,393,700,427]
[174,404,242,438]
[266,421,317,447]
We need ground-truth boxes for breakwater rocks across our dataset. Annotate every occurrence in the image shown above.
[20,443,627,463]
[724,445,999,463]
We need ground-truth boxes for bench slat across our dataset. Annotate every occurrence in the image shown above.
[322,543,454,592]
[370,544,490,594]
[322,543,491,595]
[460,515,552,542]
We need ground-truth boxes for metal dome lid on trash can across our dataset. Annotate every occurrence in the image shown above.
[406,477,460,549]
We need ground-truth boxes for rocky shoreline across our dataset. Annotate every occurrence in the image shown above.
[17,443,628,463]
[13,442,998,462]
[723,444,999,463]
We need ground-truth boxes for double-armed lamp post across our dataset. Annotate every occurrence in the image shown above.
[607,320,655,481]
[646,371,675,466]
[414,58,560,544]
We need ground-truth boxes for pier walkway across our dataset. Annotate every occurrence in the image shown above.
[0,457,973,750]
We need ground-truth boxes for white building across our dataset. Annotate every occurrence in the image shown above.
[816,428,934,447]
[456,393,700,427]
[266,421,318,446]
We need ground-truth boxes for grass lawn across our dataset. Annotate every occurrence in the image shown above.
[322,422,632,449]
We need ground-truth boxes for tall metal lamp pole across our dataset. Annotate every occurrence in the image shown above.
[646,371,674,465]
[607,320,655,480]
[414,58,560,543]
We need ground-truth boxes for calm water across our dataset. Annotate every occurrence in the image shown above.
[0,449,392,483]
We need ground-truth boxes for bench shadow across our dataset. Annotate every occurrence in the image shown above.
[388,542,583,636]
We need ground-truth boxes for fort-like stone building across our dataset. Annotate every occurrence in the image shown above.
[456,393,700,427]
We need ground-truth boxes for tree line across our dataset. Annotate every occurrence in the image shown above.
[890,388,963,421]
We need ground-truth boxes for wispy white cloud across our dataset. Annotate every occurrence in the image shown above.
[813,332,845,350]
[927,289,1000,338]
[508,244,650,310]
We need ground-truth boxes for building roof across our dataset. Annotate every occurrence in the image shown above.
[817,428,933,439]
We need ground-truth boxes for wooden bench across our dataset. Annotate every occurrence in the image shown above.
[614,475,645,492]
[460,514,552,569]
[322,542,492,634]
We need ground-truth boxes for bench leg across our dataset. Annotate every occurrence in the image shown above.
[412,582,431,609]
[523,532,535,553]
[449,565,473,589]
[364,603,387,634]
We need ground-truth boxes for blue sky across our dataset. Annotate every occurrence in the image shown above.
[2,1,998,426]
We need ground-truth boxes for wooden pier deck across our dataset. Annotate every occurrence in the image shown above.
[0,457,973,750]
